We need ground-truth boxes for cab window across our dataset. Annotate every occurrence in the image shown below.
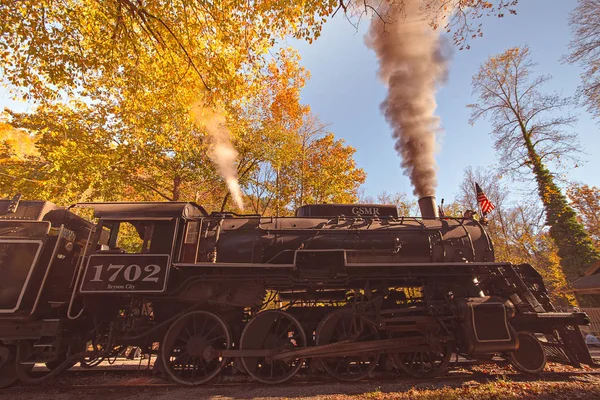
[100,220,176,255]
[179,220,201,262]
[116,222,150,253]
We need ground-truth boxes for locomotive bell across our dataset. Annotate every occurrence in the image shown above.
[418,196,439,218]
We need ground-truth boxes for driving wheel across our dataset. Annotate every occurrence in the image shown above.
[316,309,380,381]
[240,310,307,384]
[161,310,231,385]
[393,340,453,379]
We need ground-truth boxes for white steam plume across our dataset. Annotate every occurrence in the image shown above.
[192,103,245,211]
[365,0,451,197]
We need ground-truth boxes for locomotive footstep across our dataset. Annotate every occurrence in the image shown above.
[14,341,68,384]
[508,331,547,375]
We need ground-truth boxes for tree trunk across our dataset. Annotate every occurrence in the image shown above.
[172,175,181,201]
[521,128,600,284]
[220,192,230,212]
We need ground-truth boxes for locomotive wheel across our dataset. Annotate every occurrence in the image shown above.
[508,331,546,375]
[0,345,18,389]
[315,309,380,382]
[240,310,307,384]
[393,340,453,379]
[161,310,231,386]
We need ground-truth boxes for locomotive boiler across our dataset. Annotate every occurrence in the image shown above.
[0,194,596,387]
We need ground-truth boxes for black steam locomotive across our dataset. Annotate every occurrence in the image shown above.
[0,195,595,387]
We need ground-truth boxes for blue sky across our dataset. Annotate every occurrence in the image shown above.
[287,0,598,203]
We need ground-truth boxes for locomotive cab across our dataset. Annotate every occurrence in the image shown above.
[75,202,206,294]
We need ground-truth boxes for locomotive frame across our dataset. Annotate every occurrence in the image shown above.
[0,195,597,387]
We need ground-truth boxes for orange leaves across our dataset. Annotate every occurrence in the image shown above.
[245,47,310,137]
[0,123,38,160]
[300,133,366,204]
[0,0,322,106]
[0,0,372,212]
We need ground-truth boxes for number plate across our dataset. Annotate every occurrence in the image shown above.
[80,254,170,293]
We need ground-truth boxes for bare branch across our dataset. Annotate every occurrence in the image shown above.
[567,0,600,117]
[470,46,581,177]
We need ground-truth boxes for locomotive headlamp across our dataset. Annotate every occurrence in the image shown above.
[64,242,74,252]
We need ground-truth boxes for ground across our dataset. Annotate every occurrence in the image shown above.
[3,360,600,400]
[4,373,600,400]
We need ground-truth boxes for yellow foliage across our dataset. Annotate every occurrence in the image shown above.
[0,123,38,159]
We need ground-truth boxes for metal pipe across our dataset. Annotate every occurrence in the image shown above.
[418,196,439,218]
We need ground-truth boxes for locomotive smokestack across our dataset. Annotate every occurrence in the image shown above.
[418,196,439,218]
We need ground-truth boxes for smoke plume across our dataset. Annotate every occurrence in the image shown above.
[191,103,245,211]
[365,0,450,197]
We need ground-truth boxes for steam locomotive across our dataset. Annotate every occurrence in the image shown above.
[0,194,596,387]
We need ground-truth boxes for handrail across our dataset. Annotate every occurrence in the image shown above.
[67,226,95,320]
[31,226,64,314]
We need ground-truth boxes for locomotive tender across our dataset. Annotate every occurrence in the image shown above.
[0,194,596,386]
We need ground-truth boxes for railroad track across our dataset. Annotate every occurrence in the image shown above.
[7,362,600,390]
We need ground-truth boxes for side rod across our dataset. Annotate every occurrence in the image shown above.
[214,336,453,360]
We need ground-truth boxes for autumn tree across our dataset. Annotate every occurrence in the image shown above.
[2,45,367,213]
[0,123,43,198]
[456,166,518,261]
[456,166,574,306]
[298,133,366,203]
[0,0,518,210]
[416,0,520,50]
[567,0,600,118]
[0,1,332,105]
[469,46,600,283]
[457,166,520,263]
[0,0,519,106]
[568,183,600,246]
[2,103,137,203]
[374,191,419,216]
[245,119,366,216]
[0,48,299,205]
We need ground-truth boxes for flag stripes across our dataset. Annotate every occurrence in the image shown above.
[475,183,495,215]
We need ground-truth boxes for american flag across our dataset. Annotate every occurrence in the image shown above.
[476,183,495,215]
